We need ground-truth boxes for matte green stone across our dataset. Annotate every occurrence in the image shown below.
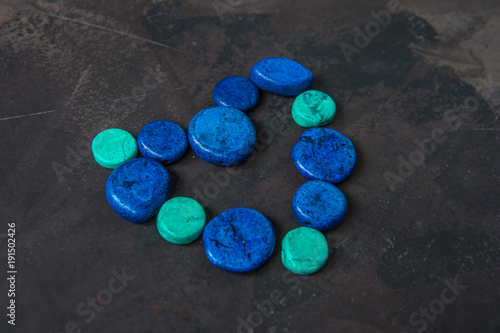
[281,227,329,275]
[157,197,206,245]
[291,90,336,128]
[92,129,138,169]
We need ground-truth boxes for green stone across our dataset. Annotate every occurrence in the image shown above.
[281,227,329,275]
[157,197,206,245]
[92,129,138,169]
[291,90,336,128]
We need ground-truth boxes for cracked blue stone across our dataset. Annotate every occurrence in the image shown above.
[292,180,348,231]
[137,120,188,164]
[105,158,172,223]
[213,76,260,112]
[292,127,356,183]
[202,207,276,273]
[250,57,313,96]
[188,106,257,166]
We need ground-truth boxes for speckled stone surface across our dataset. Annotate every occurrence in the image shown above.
[250,57,313,96]
[7,1,500,331]
[137,120,188,164]
[281,227,329,275]
[213,76,260,112]
[105,158,171,223]
[202,207,276,273]
[188,106,257,166]
[157,197,206,245]
[292,90,336,127]
[292,127,356,184]
[292,180,348,231]
[92,128,138,169]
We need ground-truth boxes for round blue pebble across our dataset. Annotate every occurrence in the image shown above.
[250,57,313,96]
[137,120,188,164]
[213,76,260,112]
[292,180,348,231]
[105,158,172,223]
[202,207,276,273]
[292,128,356,183]
[188,106,257,166]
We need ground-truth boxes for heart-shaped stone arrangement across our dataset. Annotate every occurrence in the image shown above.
[92,57,357,275]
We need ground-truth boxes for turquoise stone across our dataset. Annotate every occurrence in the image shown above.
[157,197,206,245]
[292,90,336,127]
[92,128,138,169]
[281,227,329,275]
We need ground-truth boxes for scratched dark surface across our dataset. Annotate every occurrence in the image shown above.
[0,0,499,332]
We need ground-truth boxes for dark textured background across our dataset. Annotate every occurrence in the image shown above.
[0,0,499,332]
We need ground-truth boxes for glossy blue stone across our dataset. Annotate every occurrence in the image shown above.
[250,57,313,96]
[202,207,276,273]
[292,128,356,183]
[105,158,171,223]
[188,106,257,166]
[292,180,348,231]
[137,120,188,164]
[213,76,260,112]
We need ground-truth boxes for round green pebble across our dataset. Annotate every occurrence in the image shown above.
[92,129,138,169]
[291,90,336,128]
[157,197,206,245]
[281,227,329,275]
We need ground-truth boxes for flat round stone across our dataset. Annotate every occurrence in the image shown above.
[92,128,138,169]
[188,106,257,166]
[202,207,276,273]
[292,90,336,127]
[137,120,188,164]
[292,128,356,183]
[292,180,347,231]
[157,197,206,245]
[281,227,329,275]
[250,57,313,96]
[213,76,260,112]
[105,158,171,223]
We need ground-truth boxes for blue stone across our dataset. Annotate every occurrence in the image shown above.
[213,76,260,112]
[202,207,276,273]
[292,128,356,183]
[137,120,188,164]
[250,57,313,96]
[188,106,257,166]
[292,180,348,231]
[105,158,171,223]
